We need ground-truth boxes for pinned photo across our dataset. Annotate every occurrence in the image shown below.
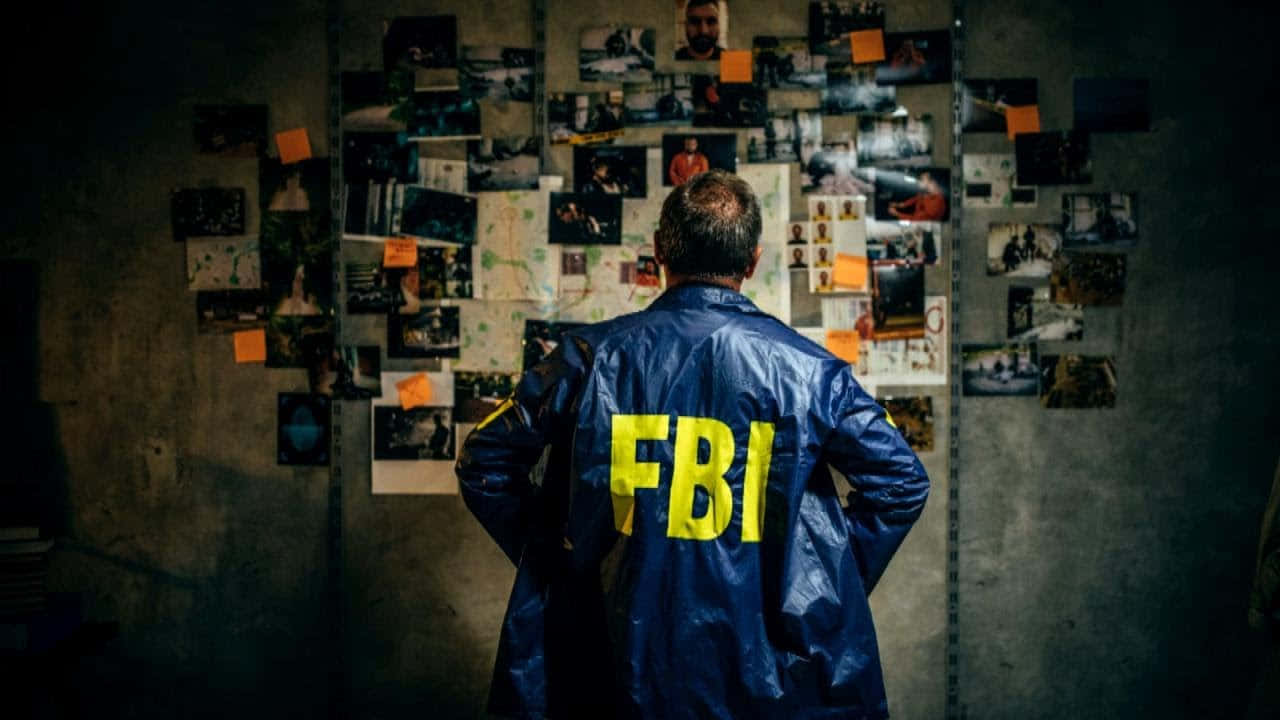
[580,26,656,83]
[986,223,1063,277]
[878,396,933,452]
[788,246,808,269]
[260,212,332,317]
[382,16,458,72]
[691,76,767,127]
[1015,131,1091,185]
[459,46,533,102]
[1007,285,1083,342]
[836,196,863,221]
[171,188,245,241]
[278,393,331,466]
[343,133,418,184]
[345,262,397,314]
[573,146,647,198]
[747,110,821,164]
[187,237,260,291]
[802,139,871,195]
[857,115,934,167]
[454,372,519,423]
[622,74,694,126]
[388,305,462,358]
[400,187,477,244]
[962,153,1037,209]
[342,182,402,237]
[373,406,455,460]
[1040,355,1118,409]
[1050,252,1126,306]
[342,71,413,132]
[875,31,952,86]
[810,220,833,244]
[194,105,267,157]
[873,167,949,221]
[523,319,588,371]
[790,269,822,326]
[870,261,925,340]
[867,220,941,265]
[811,267,836,294]
[823,60,895,115]
[636,256,661,287]
[812,245,833,268]
[787,221,808,245]
[1074,78,1149,133]
[961,344,1040,397]
[260,157,330,215]
[960,79,1037,133]
[662,133,736,186]
[548,192,623,245]
[1062,193,1137,249]
[419,246,473,299]
[562,250,588,276]
[196,290,268,334]
[406,91,481,141]
[752,35,827,89]
[418,158,467,194]
[675,0,728,61]
[311,345,382,399]
[549,91,625,145]
[467,137,540,192]
[266,316,333,369]
[807,1,885,55]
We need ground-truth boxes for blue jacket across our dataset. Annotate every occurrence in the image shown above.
[457,283,929,719]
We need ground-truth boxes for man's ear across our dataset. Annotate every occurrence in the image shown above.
[743,245,764,279]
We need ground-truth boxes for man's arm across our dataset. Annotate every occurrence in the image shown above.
[456,339,588,565]
[668,157,683,186]
[820,368,929,593]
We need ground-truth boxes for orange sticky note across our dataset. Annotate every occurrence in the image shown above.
[383,237,418,268]
[396,373,432,410]
[850,29,886,64]
[275,128,312,164]
[833,253,869,289]
[233,329,266,364]
[720,50,752,83]
[1005,105,1041,140]
[826,330,861,364]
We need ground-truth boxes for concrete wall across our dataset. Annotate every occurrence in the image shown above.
[1,0,1274,718]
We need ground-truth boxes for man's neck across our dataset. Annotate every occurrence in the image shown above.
[664,274,742,292]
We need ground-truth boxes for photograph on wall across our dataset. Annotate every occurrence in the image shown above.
[419,158,467,194]
[260,212,332,316]
[382,16,457,72]
[341,71,413,132]
[823,60,896,115]
[342,182,402,238]
[691,76,767,127]
[278,393,330,466]
[523,319,588,371]
[309,343,382,397]
[400,187,476,245]
[373,406,455,460]
[875,31,952,86]
[580,26,656,83]
[788,246,808,269]
[560,250,588,295]
[1008,285,1083,342]
[467,136,540,192]
[962,153,1037,209]
[459,46,533,102]
[194,105,267,157]
[747,110,820,164]
[548,91,625,144]
[752,35,826,89]
[1016,131,1092,185]
[787,221,808,245]
[1040,354,1118,409]
[187,237,259,291]
[856,295,947,384]
[867,220,941,265]
[573,146,647,197]
[383,264,422,315]
[857,115,934,167]
[662,133,736,186]
[1074,78,1149,133]
[1050,252,1126,306]
[171,188,245,241]
[454,371,519,423]
[674,0,728,61]
[802,139,871,195]
[986,223,1063,278]
[195,290,268,334]
[869,261,925,339]
[418,245,473,299]
[878,396,933,453]
[548,192,623,245]
[872,167,949,221]
[343,133,418,184]
[265,316,332,368]
[811,244,833,269]
[260,158,330,215]
[961,344,1040,397]
[622,74,694,126]
[790,269,822,326]
[1062,193,1138,249]
[388,305,461,358]
[959,78,1038,133]
[405,91,481,141]
[807,1,884,55]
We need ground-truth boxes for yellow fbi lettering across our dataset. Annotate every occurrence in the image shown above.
[609,414,776,542]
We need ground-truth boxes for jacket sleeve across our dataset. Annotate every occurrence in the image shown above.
[455,338,588,565]
[820,367,930,594]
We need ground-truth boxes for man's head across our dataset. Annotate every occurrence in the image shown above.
[655,169,762,286]
[817,247,828,261]
[843,200,853,214]
[683,0,721,59]
[817,221,828,237]
[816,200,827,215]
[791,223,803,239]
[792,248,803,262]
[683,136,699,154]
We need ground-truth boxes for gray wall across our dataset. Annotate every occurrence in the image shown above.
[0,0,1274,718]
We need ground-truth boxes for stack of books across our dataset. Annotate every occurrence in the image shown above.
[0,527,51,621]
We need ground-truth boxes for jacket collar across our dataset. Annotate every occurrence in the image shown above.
[647,281,759,314]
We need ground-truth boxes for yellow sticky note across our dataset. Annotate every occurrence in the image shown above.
[826,330,861,365]
[833,253,869,290]
[720,50,753,84]
[850,29,886,64]
[1005,105,1042,140]
[396,373,432,410]
[275,128,312,165]
[233,329,266,364]
[383,237,418,268]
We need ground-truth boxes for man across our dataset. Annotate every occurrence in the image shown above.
[668,136,710,186]
[458,170,928,719]
[812,199,830,221]
[675,0,723,61]
[813,221,831,243]
[888,171,946,221]
[789,246,806,268]
[840,198,858,220]
[788,222,806,245]
[815,245,832,267]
